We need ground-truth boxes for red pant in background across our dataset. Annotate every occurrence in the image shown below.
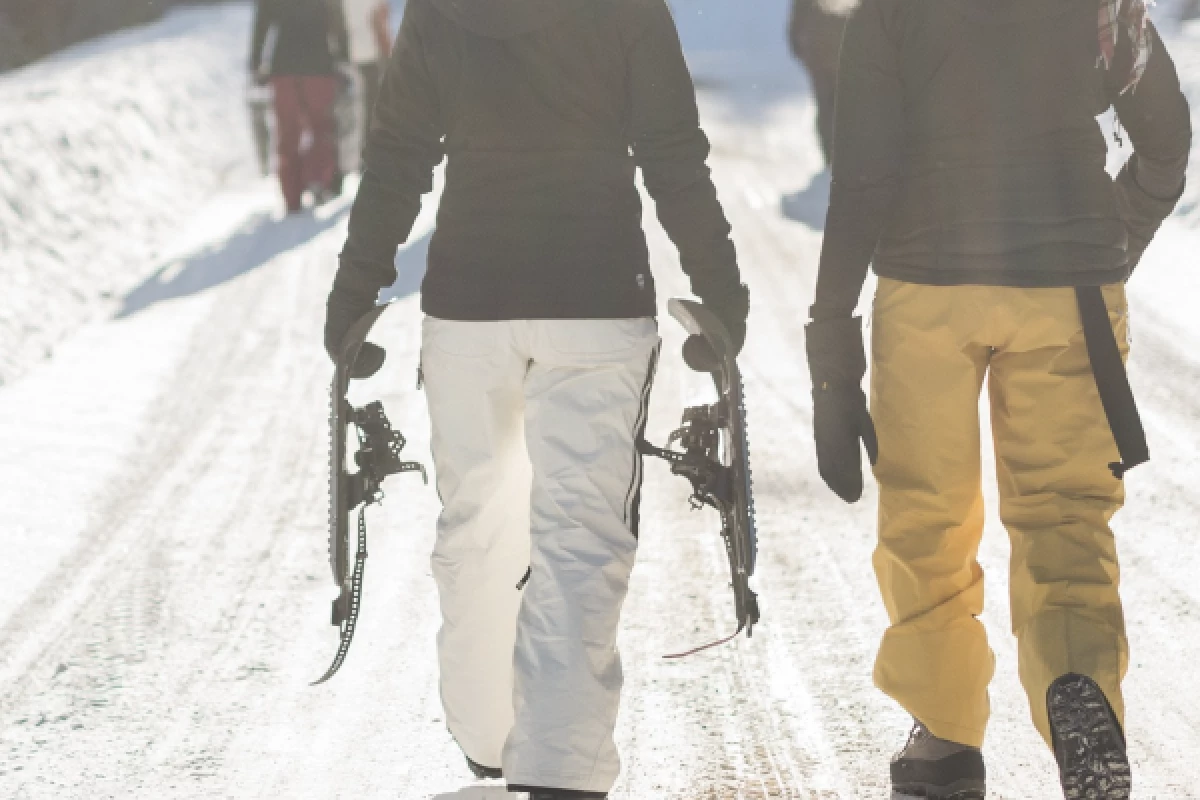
[271,75,338,212]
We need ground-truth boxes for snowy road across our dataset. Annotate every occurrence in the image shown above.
[2,2,1200,798]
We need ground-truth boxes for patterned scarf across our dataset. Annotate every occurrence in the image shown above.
[1099,0,1153,94]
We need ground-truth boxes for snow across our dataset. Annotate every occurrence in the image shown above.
[0,4,259,387]
[1,1,1200,798]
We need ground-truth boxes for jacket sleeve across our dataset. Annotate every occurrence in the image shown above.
[626,0,742,304]
[1110,21,1191,271]
[249,0,273,73]
[334,0,444,302]
[811,0,904,319]
[788,0,814,61]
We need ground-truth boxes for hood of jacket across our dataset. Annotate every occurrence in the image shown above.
[429,0,586,39]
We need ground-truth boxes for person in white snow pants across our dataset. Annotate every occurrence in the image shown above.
[323,1,749,795]
[422,318,659,793]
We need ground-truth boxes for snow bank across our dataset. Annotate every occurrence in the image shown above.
[0,3,256,386]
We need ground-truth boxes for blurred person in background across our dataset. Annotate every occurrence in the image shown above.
[805,0,1189,797]
[341,0,393,150]
[250,0,349,213]
[323,0,748,797]
[788,0,853,165]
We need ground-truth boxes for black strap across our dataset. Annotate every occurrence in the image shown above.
[1076,286,1148,479]
[312,505,370,686]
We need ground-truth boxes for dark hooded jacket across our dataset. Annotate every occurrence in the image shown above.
[335,0,742,321]
[250,0,348,77]
[789,0,851,74]
[813,0,1191,317]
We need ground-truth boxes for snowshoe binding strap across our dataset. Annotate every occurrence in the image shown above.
[315,400,426,685]
[313,505,370,686]
[640,397,760,659]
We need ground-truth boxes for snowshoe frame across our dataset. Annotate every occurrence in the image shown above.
[641,298,760,656]
[315,305,425,685]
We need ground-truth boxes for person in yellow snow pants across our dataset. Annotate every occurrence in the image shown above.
[805,0,1189,795]
[870,279,1129,750]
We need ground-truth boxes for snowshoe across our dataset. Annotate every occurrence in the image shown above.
[335,65,362,175]
[246,82,272,178]
[1048,673,1131,800]
[313,304,426,685]
[640,298,759,656]
[891,721,986,800]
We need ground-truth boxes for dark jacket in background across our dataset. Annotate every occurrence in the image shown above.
[250,0,348,77]
[814,0,1191,317]
[789,0,851,72]
[788,0,852,161]
[336,0,742,321]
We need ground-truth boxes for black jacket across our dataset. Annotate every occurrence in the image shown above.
[335,0,742,321]
[813,0,1191,317]
[250,0,348,78]
[789,0,851,75]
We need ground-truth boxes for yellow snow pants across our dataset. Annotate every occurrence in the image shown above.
[869,278,1130,749]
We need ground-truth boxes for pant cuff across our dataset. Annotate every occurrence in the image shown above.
[914,713,987,749]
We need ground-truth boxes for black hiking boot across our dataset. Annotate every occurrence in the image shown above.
[465,754,502,780]
[891,720,986,799]
[1048,673,1132,799]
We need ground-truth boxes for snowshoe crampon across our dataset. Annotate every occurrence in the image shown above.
[641,298,759,657]
[315,304,426,685]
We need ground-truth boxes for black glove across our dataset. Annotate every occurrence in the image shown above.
[325,269,385,379]
[1113,159,1184,276]
[806,316,878,503]
[683,283,750,372]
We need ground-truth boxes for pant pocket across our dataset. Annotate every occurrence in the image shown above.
[422,316,501,358]
[537,318,658,367]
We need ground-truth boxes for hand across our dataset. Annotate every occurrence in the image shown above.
[683,283,750,372]
[1113,159,1182,277]
[325,286,385,379]
[806,316,878,503]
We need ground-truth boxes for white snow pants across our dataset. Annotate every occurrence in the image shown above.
[421,316,660,796]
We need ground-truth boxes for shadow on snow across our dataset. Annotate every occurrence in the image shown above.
[117,207,348,317]
[780,167,830,231]
[117,206,430,318]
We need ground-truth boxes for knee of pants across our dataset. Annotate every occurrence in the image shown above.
[1005,499,1123,634]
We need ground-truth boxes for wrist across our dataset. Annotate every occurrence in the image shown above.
[805,316,867,387]
[808,302,856,322]
[332,260,384,307]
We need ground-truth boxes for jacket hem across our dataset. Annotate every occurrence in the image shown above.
[421,295,660,322]
[873,262,1131,289]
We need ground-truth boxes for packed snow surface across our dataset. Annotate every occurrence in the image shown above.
[2,1,1200,798]
[0,4,256,386]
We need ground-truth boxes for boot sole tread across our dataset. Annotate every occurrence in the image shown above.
[1049,675,1132,800]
